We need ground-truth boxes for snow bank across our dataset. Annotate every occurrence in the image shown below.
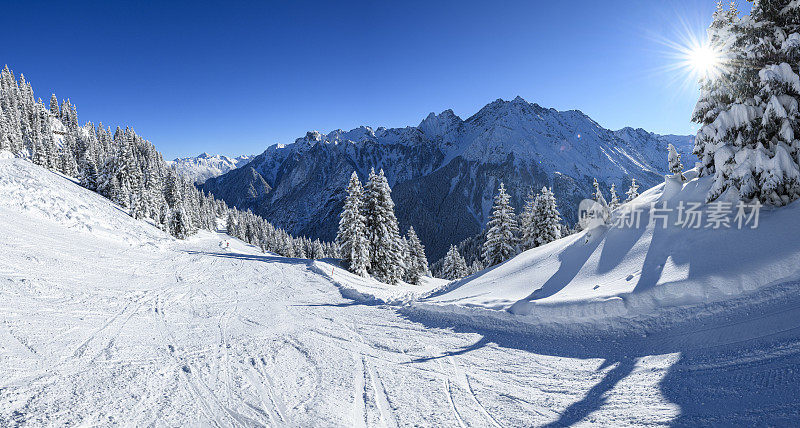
[0,157,169,246]
[311,260,447,305]
[420,170,800,329]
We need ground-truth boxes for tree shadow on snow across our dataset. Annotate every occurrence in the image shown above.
[395,287,800,426]
[517,229,605,302]
[289,301,371,308]
[182,250,312,265]
[542,357,636,428]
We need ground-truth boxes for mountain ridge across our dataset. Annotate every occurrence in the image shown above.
[168,153,253,184]
[201,96,695,261]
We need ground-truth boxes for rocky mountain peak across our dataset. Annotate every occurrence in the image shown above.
[418,109,463,138]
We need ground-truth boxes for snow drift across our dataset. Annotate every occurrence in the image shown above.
[422,169,800,329]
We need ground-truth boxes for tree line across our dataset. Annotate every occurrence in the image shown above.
[0,66,331,259]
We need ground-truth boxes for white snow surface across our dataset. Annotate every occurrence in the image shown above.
[312,260,447,305]
[3,158,800,426]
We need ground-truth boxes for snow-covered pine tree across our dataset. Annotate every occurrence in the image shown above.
[403,226,429,284]
[441,245,469,280]
[482,182,518,267]
[518,188,538,251]
[337,171,370,276]
[694,0,800,205]
[625,178,639,202]
[668,143,684,179]
[158,204,169,231]
[693,1,739,176]
[226,211,238,238]
[295,240,307,259]
[469,259,484,275]
[59,138,79,178]
[312,240,325,259]
[609,183,620,210]
[400,236,413,281]
[593,178,608,207]
[169,205,191,239]
[49,94,59,116]
[363,169,404,284]
[532,186,562,247]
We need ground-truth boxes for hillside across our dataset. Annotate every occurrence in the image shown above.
[201,97,694,261]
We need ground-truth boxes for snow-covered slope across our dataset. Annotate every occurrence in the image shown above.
[4,154,800,426]
[202,97,694,261]
[168,152,253,184]
[424,170,800,329]
[0,153,167,246]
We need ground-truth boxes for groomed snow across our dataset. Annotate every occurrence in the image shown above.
[3,157,800,425]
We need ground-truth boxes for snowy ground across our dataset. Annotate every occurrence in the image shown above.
[2,157,800,426]
[312,260,447,305]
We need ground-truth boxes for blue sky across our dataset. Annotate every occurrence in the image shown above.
[3,0,742,159]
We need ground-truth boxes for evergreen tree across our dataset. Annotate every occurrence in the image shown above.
[625,178,639,202]
[441,245,469,280]
[169,205,191,239]
[518,188,538,251]
[226,212,238,238]
[531,186,562,247]
[49,94,59,116]
[295,241,307,259]
[403,226,428,284]
[469,259,485,275]
[363,169,404,283]
[337,172,370,276]
[692,1,739,176]
[158,204,169,231]
[668,143,684,177]
[609,183,620,210]
[593,178,608,207]
[311,240,325,259]
[482,182,518,267]
[693,0,800,205]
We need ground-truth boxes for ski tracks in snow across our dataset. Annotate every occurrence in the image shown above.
[5,213,800,426]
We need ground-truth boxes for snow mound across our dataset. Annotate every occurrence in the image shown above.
[0,157,169,246]
[312,260,447,305]
[423,170,800,329]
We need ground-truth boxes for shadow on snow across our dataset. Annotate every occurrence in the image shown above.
[395,283,800,426]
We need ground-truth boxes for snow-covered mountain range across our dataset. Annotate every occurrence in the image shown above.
[168,152,253,184]
[201,96,695,261]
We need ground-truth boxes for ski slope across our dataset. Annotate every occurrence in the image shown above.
[2,156,800,426]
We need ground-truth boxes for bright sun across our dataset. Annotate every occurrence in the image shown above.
[686,43,722,78]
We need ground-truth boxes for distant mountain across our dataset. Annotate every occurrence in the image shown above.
[168,153,253,184]
[201,96,695,261]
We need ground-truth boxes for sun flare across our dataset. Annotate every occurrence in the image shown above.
[686,43,722,78]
